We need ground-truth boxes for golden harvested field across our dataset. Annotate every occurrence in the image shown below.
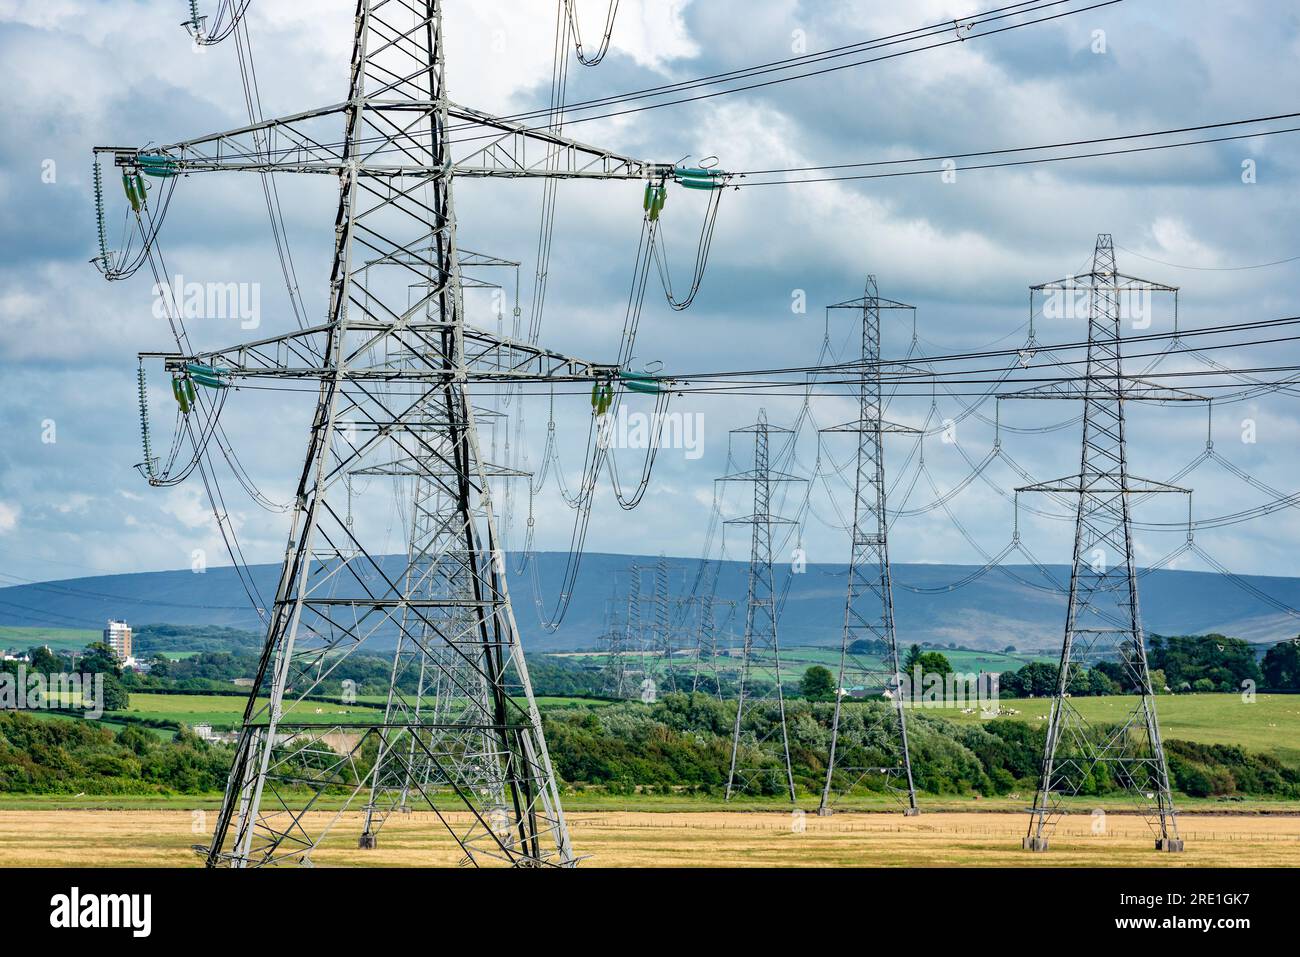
[1,809,1297,867]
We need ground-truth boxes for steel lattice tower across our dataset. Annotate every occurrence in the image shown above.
[686,563,733,698]
[357,249,525,849]
[718,411,802,801]
[643,555,679,694]
[818,278,919,815]
[1006,234,1193,853]
[100,0,684,867]
[597,574,632,699]
[601,566,642,699]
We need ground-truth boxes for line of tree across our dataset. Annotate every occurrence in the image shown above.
[543,693,1300,800]
[0,711,231,795]
[4,689,1298,800]
[994,634,1300,696]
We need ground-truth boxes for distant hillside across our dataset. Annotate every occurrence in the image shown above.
[2,552,1299,653]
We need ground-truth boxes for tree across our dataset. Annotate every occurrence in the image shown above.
[800,665,837,701]
[80,642,123,678]
[903,644,922,673]
[1002,645,1017,654]
[913,652,953,678]
[1089,669,1120,696]
[848,638,887,656]
[1262,640,1300,690]
[1013,661,1059,697]
[100,673,130,711]
[1147,634,1260,689]
[997,668,1024,697]
[146,655,172,679]
[28,645,64,674]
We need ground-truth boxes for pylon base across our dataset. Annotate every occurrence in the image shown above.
[358,833,377,850]
[1156,838,1185,853]
[1023,836,1049,852]
[816,807,833,817]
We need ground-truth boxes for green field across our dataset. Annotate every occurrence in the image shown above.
[0,626,99,653]
[923,692,1300,757]
[108,691,607,731]
[553,645,1051,682]
[354,692,606,710]
[114,693,386,728]
[762,646,1049,674]
[18,708,173,739]
[92,689,1300,755]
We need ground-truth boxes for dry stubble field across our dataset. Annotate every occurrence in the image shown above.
[1,809,1298,866]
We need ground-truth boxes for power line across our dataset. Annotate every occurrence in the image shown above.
[733,110,1300,178]
[144,0,1112,166]
[734,123,1300,186]
[1114,244,1300,272]
[445,0,1101,132]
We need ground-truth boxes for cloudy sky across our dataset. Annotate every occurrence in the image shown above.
[1,0,1299,599]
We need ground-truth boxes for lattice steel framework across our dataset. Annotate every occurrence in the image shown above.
[719,411,801,801]
[1005,234,1194,853]
[642,555,680,694]
[818,278,919,815]
[100,0,679,867]
[597,573,634,699]
[601,567,644,699]
[686,562,733,698]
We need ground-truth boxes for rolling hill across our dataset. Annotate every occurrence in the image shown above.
[2,552,1299,654]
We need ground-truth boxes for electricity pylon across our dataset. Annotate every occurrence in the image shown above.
[685,562,734,698]
[818,278,919,816]
[600,570,636,699]
[642,555,679,694]
[1004,234,1196,852]
[98,0,689,867]
[718,411,802,801]
[358,250,523,847]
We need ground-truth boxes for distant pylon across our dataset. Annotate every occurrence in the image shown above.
[818,277,919,816]
[1004,234,1197,853]
[686,560,733,698]
[599,573,633,699]
[605,563,644,698]
[642,555,679,694]
[718,410,803,801]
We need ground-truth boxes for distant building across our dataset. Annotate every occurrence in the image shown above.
[192,722,238,746]
[232,677,255,688]
[103,619,133,662]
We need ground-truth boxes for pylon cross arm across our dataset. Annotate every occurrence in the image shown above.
[99,99,674,181]
[1016,473,1191,495]
[447,102,674,180]
[999,377,1206,402]
[716,469,806,483]
[145,324,619,383]
[820,418,919,434]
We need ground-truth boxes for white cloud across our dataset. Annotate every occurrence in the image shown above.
[2,0,1300,589]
